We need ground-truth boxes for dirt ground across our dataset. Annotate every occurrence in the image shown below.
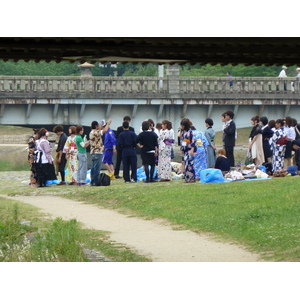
[5,194,263,262]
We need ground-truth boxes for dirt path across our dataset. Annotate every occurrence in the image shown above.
[5,195,263,262]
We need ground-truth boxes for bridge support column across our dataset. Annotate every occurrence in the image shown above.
[285,105,290,117]
[181,102,188,118]
[258,105,265,117]
[132,103,138,118]
[207,104,214,118]
[64,107,69,125]
[166,64,180,94]
[233,105,239,119]
[106,104,112,119]
[26,104,32,119]
[0,104,5,118]
[158,104,164,119]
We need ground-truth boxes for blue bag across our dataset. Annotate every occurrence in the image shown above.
[287,165,298,176]
[200,168,224,183]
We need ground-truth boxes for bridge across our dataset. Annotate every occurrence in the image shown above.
[1,65,300,132]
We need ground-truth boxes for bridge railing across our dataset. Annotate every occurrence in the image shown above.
[0,76,298,95]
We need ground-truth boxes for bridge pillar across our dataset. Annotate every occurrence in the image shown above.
[132,103,138,118]
[207,104,214,118]
[258,105,265,117]
[106,104,112,119]
[26,103,32,119]
[285,105,290,117]
[158,104,164,119]
[166,64,180,94]
[233,105,239,119]
[78,62,94,77]
[0,104,5,118]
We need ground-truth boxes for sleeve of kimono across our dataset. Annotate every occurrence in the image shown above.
[40,141,52,163]
[63,137,70,153]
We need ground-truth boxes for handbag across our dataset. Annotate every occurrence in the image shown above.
[245,155,253,165]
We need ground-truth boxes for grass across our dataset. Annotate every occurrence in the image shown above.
[0,196,149,262]
[1,171,299,261]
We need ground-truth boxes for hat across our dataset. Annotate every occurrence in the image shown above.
[100,119,106,126]
[296,68,300,71]
[282,66,287,69]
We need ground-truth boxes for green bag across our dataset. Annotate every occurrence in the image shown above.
[245,155,253,165]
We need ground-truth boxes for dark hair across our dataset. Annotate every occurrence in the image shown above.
[142,121,150,131]
[285,116,293,127]
[292,118,298,127]
[53,125,64,133]
[180,119,191,131]
[69,126,76,135]
[122,121,129,129]
[191,126,196,130]
[275,119,284,127]
[268,120,276,128]
[156,122,162,130]
[251,115,259,123]
[224,110,234,119]
[123,115,131,122]
[205,118,214,127]
[162,120,172,130]
[36,128,47,139]
[260,116,268,126]
[147,119,155,127]
[91,121,99,129]
[32,128,40,134]
[76,125,83,135]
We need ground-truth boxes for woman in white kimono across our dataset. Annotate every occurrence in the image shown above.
[158,120,174,181]
[248,115,264,166]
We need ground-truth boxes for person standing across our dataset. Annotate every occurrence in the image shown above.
[283,116,296,168]
[248,116,264,166]
[278,66,287,91]
[259,116,273,163]
[63,126,78,185]
[102,121,117,180]
[180,119,197,183]
[226,72,233,91]
[136,121,158,183]
[114,116,135,179]
[271,119,287,172]
[75,125,90,186]
[89,120,110,186]
[157,120,174,182]
[53,125,68,185]
[117,121,138,183]
[204,118,216,168]
[222,110,236,167]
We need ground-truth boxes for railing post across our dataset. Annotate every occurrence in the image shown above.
[166,64,180,95]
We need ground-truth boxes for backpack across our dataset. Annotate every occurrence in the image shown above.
[96,173,111,186]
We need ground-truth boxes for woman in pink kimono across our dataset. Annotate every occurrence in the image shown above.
[158,120,174,181]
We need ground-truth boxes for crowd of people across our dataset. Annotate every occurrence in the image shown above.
[27,110,300,187]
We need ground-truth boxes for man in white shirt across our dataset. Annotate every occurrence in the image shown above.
[278,66,287,91]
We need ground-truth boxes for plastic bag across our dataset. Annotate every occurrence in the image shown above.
[200,168,224,183]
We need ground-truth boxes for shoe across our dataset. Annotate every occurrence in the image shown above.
[160,179,170,182]
[115,175,122,179]
[68,182,75,185]
[110,176,116,180]
[57,181,66,185]
[130,179,137,183]
[125,181,131,183]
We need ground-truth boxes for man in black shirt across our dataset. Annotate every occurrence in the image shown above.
[114,116,135,178]
[53,125,68,185]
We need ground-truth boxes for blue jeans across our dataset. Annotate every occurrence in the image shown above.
[91,153,103,186]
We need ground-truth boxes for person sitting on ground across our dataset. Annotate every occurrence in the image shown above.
[215,149,230,175]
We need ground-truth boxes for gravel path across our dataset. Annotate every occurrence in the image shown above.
[5,195,263,262]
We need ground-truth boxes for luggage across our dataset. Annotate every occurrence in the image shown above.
[96,173,111,186]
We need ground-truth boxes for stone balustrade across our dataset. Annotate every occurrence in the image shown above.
[0,76,299,98]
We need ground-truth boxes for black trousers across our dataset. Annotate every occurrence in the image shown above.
[58,153,67,181]
[225,146,235,167]
[122,155,137,182]
[114,146,123,176]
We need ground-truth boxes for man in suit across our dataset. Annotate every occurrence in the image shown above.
[114,116,135,178]
[222,110,236,167]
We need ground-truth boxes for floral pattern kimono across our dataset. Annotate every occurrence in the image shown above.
[271,127,287,171]
[192,130,209,179]
[63,135,78,183]
[158,129,174,180]
[180,130,197,182]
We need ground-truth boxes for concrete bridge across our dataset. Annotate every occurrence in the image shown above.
[1,65,300,133]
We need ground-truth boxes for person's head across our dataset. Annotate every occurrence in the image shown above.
[142,121,150,131]
[156,122,162,131]
[282,66,287,70]
[218,149,227,157]
[180,119,191,131]
[53,125,64,136]
[69,126,76,135]
[162,120,172,130]
[268,119,276,129]
[275,119,284,129]
[122,121,129,130]
[251,115,259,125]
[292,118,298,127]
[91,121,99,130]
[123,115,131,122]
[36,128,48,139]
[223,110,234,121]
[259,116,268,126]
[285,116,293,127]
[205,118,214,127]
[147,119,155,129]
[76,125,84,135]
[226,72,231,76]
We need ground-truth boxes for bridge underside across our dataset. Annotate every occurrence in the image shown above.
[1,100,298,133]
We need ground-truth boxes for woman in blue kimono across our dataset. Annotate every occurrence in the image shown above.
[192,128,209,180]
